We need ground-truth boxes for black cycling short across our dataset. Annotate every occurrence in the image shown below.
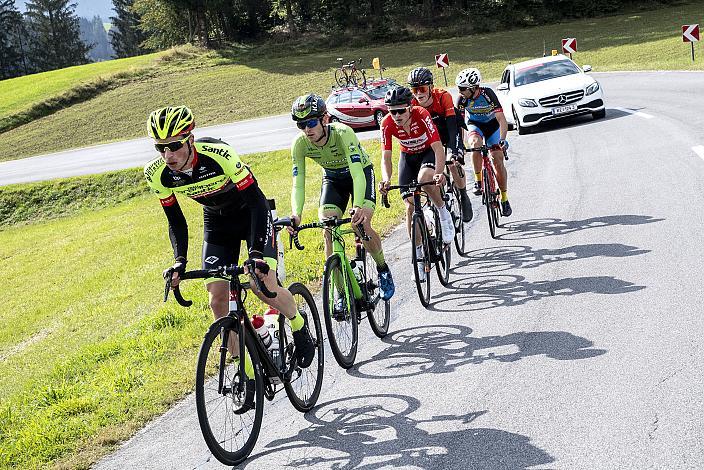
[398,148,436,199]
[319,165,376,216]
[201,206,276,282]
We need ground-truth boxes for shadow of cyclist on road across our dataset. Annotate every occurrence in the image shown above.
[346,325,606,380]
[240,394,554,469]
[497,215,664,240]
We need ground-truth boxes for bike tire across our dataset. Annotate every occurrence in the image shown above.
[482,168,497,239]
[453,186,470,256]
[322,254,359,368]
[363,250,390,338]
[195,316,263,466]
[433,206,452,287]
[283,282,324,412]
[334,69,346,87]
[411,213,431,307]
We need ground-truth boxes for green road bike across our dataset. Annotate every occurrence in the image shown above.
[292,216,390,369]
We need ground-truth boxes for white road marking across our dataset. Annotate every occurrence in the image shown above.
[613,107,654,119]
[693,146,704,162]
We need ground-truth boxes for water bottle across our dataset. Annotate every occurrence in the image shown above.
[423,206,436,236]
[263,307,281,368]
[268,199,286,283]
[251,314,272,348]
[351,260,364,283]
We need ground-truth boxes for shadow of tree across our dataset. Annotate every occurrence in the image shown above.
[348,325,605,380]
[239,394,554,469]
[453,243,650,274]
[497,215,664,240]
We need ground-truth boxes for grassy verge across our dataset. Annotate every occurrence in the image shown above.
[0,139,405,469]
[0,1,702,161]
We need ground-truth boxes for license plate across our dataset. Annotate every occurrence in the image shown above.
[552,104,577,115]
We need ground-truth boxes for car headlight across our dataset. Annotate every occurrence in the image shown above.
[585,81,600,96]
[518,98,537,108]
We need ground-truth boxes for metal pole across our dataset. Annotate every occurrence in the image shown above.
[442,68,448,86]
[692,42,695,62]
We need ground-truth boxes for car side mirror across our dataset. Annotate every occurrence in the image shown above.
[583,65,592,72]
[496,83,509,92]
[358,98,369,104]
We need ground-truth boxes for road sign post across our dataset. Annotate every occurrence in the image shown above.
[372,57,383,79]
[682,24,700,61]
[435,53,449,86]
[561,38,577,59]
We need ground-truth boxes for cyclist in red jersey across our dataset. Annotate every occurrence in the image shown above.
[408,67,473,222]
[378,86,455,282]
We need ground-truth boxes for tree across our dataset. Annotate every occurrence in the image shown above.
[80,15,114,61]
[24,0,91,71]
[110,0,148,57]
[0,0,27,78]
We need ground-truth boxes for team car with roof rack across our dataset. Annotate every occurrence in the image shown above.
[326,79,400,129]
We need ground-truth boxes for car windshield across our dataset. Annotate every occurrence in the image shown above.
[514,60,580,86]
[364,81,399,99]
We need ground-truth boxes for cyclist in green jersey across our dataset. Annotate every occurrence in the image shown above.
[145,106,315,376]
[289,93,395,301]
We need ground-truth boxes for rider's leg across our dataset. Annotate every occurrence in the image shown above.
[465,127,484,194]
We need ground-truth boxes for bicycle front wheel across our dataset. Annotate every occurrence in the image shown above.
[433,206,451,287]
[411,213,432,307]
[322,254,359,368]
[482,168,497,239]
[334,69,346,87]
[364,249,390,338]
[195,317,263,466]
[453,186,470,256]
[283,282,324,412]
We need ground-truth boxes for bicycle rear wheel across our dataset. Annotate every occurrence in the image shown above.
[482,168,497,239]
[433,206,451,287]
[364,250,390,338]
[195,316,263,466]
[322,254,359,368]
[411,213,432,307]
[283,282,324,412]
[452,186,470,256]
[334,69,346,87]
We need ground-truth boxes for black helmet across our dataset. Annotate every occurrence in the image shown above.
[407,67,433,86]
[384,87,414,107]
[291,93,327,121]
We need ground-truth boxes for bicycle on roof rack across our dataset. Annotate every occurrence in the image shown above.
[334,57,367,88]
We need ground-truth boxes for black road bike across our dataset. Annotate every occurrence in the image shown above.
[163,220,323,466]
[382,181,451,307]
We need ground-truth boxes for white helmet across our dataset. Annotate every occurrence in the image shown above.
[456,68,482,87]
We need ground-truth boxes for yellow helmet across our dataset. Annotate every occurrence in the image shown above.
[147,106,195,139]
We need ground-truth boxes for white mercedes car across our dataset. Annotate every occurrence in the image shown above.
[495,55,605,134]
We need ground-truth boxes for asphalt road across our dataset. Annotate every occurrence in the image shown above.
[92,71,704,469]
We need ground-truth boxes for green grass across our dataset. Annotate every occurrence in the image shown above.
[0,1,702,162]
[0,140,405,469]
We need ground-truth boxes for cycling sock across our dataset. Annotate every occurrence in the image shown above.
[474,171,482,182]
[439,205,452,221]
[289,312,304,332]
[501,190,509,202]
[415,245,423,257]
[234,352,254,379]
[369,247,387,268]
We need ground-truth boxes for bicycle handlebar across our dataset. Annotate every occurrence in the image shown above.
[380,180,437,208]
[465,145,509,160]
[164,260,276,307]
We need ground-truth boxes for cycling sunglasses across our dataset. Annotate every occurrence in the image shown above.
[296,118,320,130]
[388,107,409,116]
[411,85,430,93]
[458,85,477,93]
[154,134,190,153]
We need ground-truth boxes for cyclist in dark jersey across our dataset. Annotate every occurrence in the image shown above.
[408,67,473,222]
[144,106,315,374]
[289,94,395,301]
[455,68,512,216]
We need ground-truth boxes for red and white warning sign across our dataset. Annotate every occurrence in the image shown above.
[435,53,449,68]
[561,38,577,54]
[682,24,700,42]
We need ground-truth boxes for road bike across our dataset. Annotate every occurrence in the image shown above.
[163,220,323,466]
[334,57,367,88]
[442,154,471,256]
[466,144,508,239]
[292,216,390,369]
[382,180,451,307]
